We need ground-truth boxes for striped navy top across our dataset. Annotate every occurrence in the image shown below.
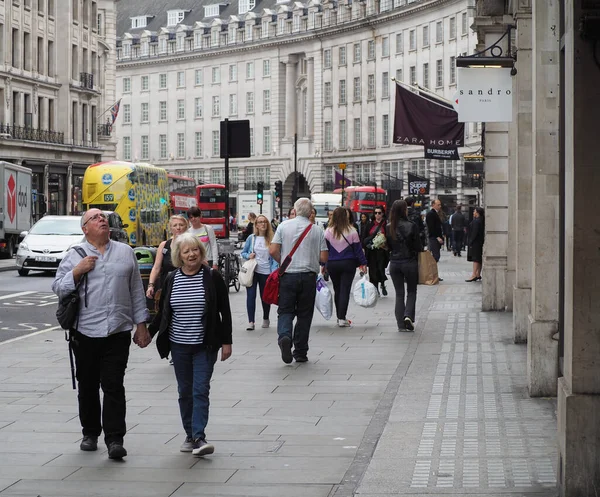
[169,269,206,345]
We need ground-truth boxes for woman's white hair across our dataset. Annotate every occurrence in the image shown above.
[294,197,313,218]
[171,232,207,268]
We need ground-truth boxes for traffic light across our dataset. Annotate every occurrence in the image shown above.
[274,180,283,206]
[256,181,264,205]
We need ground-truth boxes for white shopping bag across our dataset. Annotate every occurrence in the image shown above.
[353,274,378,308]
[315,274,333,320]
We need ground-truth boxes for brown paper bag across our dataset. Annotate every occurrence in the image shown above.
[418,250,439,285]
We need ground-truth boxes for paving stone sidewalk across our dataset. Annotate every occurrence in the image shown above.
[0,252,557,497]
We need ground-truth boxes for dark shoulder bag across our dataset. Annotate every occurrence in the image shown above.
[56,246,89,331]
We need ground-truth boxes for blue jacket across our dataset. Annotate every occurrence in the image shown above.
[240,234,279,272]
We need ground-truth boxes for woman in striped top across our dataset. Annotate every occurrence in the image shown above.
[149,233,232,457]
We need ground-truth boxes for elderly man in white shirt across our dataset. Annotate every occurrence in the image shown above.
[53,209,150,460]
[269,198,328,364]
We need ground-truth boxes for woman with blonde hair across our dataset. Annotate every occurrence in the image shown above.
[240,214,279,330]
[324,207,367,327]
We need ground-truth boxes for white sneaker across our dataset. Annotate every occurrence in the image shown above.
[246,323,255,331]
[192,439,215,457]
[337,319,351,327]
[262,319,270,328]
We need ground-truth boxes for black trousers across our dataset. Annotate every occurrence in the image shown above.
[389,260,418,323]
[72,330,131,445]
[327,259,357,320]
[453,231,464,255]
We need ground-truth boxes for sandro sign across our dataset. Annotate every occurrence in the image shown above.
[456,67,514,123]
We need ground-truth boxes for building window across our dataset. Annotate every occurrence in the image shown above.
[339,80,347,105]
[339,46,346,65]
[238,0,256,14]
[462,12,468,35]
[123,77,131,93]
[177,99,185,119]
[382,114,389,146]
[368,116,375,148]
[422,25,429,48]
[450,56,456,84]
[177,71,185,87]
[339,119,347,150]
[167,10,186,26]
[410,65,416,84]
[246,92,254,113]
[195,97,202,118]
[249,128,254,155]
[396,68,403,82]
[246,61,254,79]
[141,75,149,91]
[324,49,332,68]
[382,72,389,98]
[395,33,403,54]
[263,126,271,153]
[263,89,271,112]
[123,136,131,160]
[263,59,270,77]
[212,96,220,117]
[159,101,167,121]
[423,63,429,88]
[449,17,456,39]
[367,40,375,60]
[353,118,361,148]
[436,21,443,43]
[436,59,443,88]
[141,103,149,122]
[353,77,361,102]
[212,130,220,156]
[159,73,167,89]
[353,43,361,63]
[177,133,185,158]
[409,29,416,50]
[229,94,237,115]
[123,104,131,124]
[324,82,332,106]
[212,67,220,83]
[141,135,149,160]
[229,64,237,82]
[367,74,375,100]
[204,4,220,17]
[324,121,332,151]
[382,37,389,57]
[159,134,167,159]
[195,68,203,85]
[195,132,203,157]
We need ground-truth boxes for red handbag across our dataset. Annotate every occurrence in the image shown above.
[263,224,314,305]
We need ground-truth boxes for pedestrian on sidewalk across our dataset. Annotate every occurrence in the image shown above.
[269,198,328,364]
[240,214,278,331]
[364,207,390,296]
[450,205,466,257]
[405,196,427,249]
[386,200,423,332]
[187,207,219,270]
[426,199,444,281]
[466,207,485,282]
[148,233,232,456]
[324,207,368,327]
[52,209,151,460]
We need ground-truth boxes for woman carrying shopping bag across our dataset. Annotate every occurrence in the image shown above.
[240,214,278,330]
[386,200,423,332]
[324,207,367,327]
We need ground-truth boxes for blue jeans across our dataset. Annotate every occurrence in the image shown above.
[246,272,270,322]
[169,342,218,441]
[277,272,317,359]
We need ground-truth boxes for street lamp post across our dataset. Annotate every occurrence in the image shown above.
[339,162,347,204]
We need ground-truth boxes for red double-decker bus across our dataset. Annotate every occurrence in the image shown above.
[167,174,197,215]
[333,186,387,215]
[196,184,227,238]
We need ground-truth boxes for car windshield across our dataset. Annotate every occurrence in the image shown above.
[29,218,83,236]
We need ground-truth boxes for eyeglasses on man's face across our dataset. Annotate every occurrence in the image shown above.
[82,213,108,226]
[374,211,383,215]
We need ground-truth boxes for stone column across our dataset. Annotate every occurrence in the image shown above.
[558,0,600,493]
[527,0,559,397]
[512,5,533,342]
[284,59,297,139]
[307,58,314,138]
[39,97,48,130]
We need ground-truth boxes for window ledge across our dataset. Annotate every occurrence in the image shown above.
[195,116,204,120]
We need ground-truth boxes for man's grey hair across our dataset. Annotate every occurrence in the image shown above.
[294,198,313,218]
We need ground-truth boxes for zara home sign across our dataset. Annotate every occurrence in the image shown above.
[456,67,513,123]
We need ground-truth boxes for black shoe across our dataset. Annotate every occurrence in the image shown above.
[457,253,462,257]
[278,337,293,364]
[476,276,482,281]
[404,317,415,331]
[295,356,308,363]
[80,436,98,452]
[465,276,478,282]
[381,284,388,296]
[438,278,443,282]
[107,442,127,460]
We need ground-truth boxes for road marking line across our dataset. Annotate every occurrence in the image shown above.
[0,325,63,346]
[0,291,37,301]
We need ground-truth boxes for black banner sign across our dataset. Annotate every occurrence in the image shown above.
[407,173,430,196]
[424,146,460,160]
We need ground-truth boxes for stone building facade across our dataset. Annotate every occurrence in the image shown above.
[115,0,482,213]
[0,0,117,221]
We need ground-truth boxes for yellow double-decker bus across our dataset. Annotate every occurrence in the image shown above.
[82,161,169,247]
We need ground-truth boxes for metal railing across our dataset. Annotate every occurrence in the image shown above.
[244,181,270,190]
[322,181,336,192]
[434,175,458,188]
[80,72,94,90]
[0,123,65,144]
[97,123,112,137]
[461,175,483,188]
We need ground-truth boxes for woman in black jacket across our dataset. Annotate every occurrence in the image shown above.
[364,207,390,296]
[149,233,232,457]
[466,207,485,282]
[386,200,423,331]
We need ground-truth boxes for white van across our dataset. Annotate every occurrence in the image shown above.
[311,193,342,227]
